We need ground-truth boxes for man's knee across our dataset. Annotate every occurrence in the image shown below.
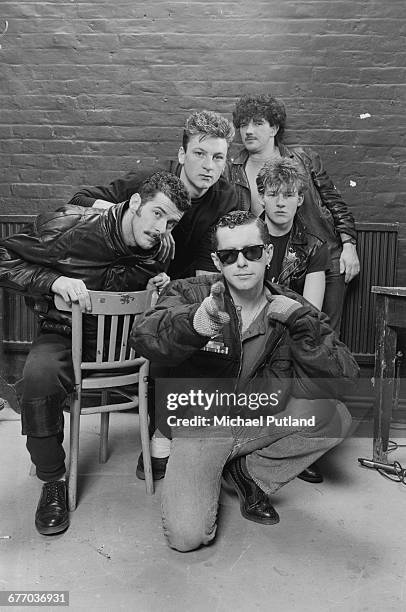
[25,352,65,387]
[286,397,352,437]
[163,519,216,552]
[335,401,352,437]
[162,504,217,552]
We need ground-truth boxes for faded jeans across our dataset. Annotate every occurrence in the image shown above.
[161,398,352,552]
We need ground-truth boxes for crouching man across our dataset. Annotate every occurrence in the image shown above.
[0,171,190,535]
[130,211,359,552]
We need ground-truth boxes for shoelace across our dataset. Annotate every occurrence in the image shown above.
[45,481,65,503]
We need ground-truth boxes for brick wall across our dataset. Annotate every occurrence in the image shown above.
[1,0,405,278]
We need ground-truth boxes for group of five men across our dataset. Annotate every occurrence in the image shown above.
[0,94,360,551]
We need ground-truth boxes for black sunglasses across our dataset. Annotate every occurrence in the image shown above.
[215,244,266,266]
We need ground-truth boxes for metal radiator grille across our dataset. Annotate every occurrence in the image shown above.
[0,216,37,351]
[340,222,399,361]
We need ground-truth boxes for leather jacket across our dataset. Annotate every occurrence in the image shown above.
[131,274,359,423]
[263,215,330,295]
[0,202,163,336]
[224,145,356,270]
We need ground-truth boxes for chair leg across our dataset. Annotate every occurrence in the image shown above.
[68,393,81,511]
[99,412,110,463]
[139,366,154,495]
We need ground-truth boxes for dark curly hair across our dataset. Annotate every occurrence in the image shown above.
[256,157,309,196]
[182,110,235,151]
[139,171,191,212]
[232,94,286,144]
[211,210,271,250]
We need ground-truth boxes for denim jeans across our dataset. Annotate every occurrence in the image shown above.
[161,398,351,552]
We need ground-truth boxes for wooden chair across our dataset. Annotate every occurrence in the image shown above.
[55,289,155,511]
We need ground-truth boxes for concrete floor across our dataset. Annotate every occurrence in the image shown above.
[2,410,406,612]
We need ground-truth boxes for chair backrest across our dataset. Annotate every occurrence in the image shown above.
[54,289,155,385]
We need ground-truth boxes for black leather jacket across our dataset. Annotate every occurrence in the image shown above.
[263,215,330,295]
[224,145,356,271]
[0,202,163,335]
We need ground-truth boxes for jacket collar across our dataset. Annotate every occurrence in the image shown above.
[230,143,295,166]
[104,202,161,260]
[259,212,308,247]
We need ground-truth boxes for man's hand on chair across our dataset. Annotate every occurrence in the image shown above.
[51,276,92,312]
[146,272,170,294]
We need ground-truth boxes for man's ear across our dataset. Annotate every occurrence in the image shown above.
[297,193,304,207]
[211,252,222,272]
[178,146,186,165]
[128,193,142,214]
[272,124,279,137]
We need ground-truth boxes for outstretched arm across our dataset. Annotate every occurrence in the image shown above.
[130,280,230,365]
[67,169,153,208]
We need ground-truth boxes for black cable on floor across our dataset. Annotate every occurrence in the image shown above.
[377,440,406,485]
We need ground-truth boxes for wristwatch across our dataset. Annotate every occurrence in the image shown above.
[341,238,357,246]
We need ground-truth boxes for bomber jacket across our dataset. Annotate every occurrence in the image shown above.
[67,161,239,278]
[263,215,330,295]
[130,274,359,421]
[224,145,356,271]
[0,202,163,336]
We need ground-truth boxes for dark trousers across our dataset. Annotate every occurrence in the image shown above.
[21,332,74,482]
[322,269,346,335]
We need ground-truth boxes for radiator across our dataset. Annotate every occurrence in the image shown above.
[0,216,37,351]
[340,221,399,362]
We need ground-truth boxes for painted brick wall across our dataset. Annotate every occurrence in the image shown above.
[1,0,405,277]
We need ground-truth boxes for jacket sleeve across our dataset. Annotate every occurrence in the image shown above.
[67,169,153,207]
[282,305,359,398]
[130,282,209,364]
[304,148,357,239]
[0,242,60,296]
[0,212,78,296]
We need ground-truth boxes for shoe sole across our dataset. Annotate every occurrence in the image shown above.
[35,518,70,536]
[224,471,280,525]
[297,474,324,484]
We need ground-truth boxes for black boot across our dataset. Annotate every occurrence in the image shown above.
[35,480,69,535]
[136,453,168,481]
[297,462,323,483]
[224,456,280,525]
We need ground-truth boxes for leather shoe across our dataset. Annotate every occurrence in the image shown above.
[35,480,69,535]
[297,462,323,483]
[136,453,168,481]
[224,456,279,525]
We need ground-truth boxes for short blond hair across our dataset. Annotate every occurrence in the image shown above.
[182,110,235,150]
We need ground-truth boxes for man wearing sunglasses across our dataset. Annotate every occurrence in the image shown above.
[131,210,358,552]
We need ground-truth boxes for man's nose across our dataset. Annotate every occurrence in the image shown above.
[236,252,247,267]
[202,155,214,170]
[156,218,167,233]
[246,120,255,133]
[274,193,285,206]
